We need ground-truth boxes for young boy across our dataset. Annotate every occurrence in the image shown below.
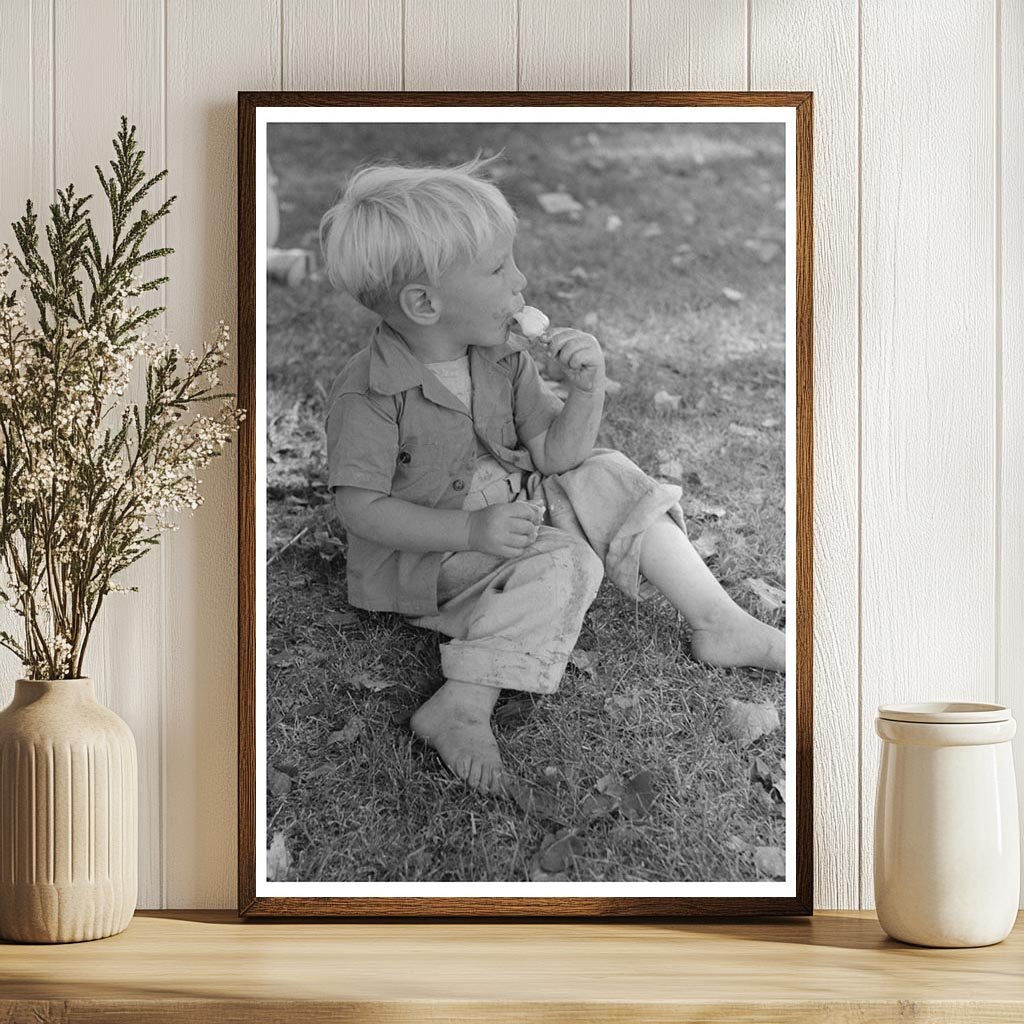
[322,155,785,795]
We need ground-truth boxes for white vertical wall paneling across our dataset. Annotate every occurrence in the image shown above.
[283,0,402,91]
[53,0,166,909]
[0,0,1018,911]
[1000,0,1024,901]
[750,1,860,911]
[0,0,54,699]
[164,0,280,908]
[631,0,746,91]
[859,1,998,908]
[0,0,52,257]
[405,0,516,90]
[519,0,629,91]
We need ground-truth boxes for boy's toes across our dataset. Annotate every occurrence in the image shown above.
[480,762,506,795]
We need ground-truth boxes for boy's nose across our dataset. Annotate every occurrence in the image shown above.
[514,267,528,291]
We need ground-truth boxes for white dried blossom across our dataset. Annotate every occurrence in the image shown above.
[0,248,243,678]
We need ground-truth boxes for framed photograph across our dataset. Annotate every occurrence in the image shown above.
[238,91,812,917]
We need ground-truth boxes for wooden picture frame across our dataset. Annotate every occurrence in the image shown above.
[238,91,813,917]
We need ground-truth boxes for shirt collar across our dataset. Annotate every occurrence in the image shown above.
[368,320,524,400]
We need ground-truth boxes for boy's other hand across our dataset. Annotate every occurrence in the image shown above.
[545,327,606,393]
[467,503,541,558]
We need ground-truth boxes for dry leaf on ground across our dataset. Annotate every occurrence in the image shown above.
[685,499,726,520]
[603,692,639,720]
[510,782,569,826]
[328,716,365,747]
[323,608,359,629]
[569,648,599,677]
[348,671,396,692]
[267,832,291,881]
[728,423,760,439]
[745,577,786,612]
[313,528,345,561]
[723,698,780,747]
[581,791,620,817]
[620,769,655,820]
[538,829,578,873]
[743,238,781,263]
[529,862,569,882]
[538,191,583,215]
[693,530,722,561]
[268,766,293,798]
[753,846,786,879]
[653,389,682,413]
[657,458,684,480]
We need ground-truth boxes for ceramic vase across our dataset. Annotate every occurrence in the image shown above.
[874,701,1019,947]
[0,678,137,943]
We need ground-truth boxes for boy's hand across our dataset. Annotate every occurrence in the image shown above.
[467,503,541,558]
[545,328,606,393]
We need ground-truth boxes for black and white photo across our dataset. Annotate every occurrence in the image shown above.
[240,95,812,916]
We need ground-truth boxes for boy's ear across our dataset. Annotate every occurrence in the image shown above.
[398,282,442,325]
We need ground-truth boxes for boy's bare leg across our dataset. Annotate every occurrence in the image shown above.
[410,679,505,793]
[640,515,786,672]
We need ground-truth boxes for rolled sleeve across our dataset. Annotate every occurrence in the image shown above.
[325,392,398,493]
[511,351,563,442]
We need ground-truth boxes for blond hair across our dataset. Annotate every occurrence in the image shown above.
[320,152,517,313]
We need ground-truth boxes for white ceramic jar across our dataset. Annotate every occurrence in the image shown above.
[874,702,1019,947]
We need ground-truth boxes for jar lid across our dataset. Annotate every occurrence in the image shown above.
[877,701,1011,724]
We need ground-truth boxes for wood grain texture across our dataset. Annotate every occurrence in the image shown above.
[859,1,998,908]
[631,0,746,91]
[50,0,166,910]
[163,0,280,909]
[751,0,860,911]
[405,0,516,90]
[1,910,1024,1022]
[519,0,629,90]
[0,0,53,700]
[1000,0,1024,900]
[283,0,402,90]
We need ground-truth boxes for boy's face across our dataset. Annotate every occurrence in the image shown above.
[431,232,528,348]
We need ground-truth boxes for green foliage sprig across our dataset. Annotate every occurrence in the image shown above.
[0,117,243,679]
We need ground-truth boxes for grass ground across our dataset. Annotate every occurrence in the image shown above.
[265,121,787,883]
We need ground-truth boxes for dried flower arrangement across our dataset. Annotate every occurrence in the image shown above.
[0,118,243,679]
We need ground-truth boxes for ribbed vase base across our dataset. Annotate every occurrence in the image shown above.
[0,880,135,943]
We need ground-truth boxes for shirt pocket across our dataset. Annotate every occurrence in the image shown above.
[484,410,518,449]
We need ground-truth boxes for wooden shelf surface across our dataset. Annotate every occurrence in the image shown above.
[2,910,1023,1022]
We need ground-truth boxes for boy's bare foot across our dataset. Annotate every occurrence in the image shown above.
[690,608,786,673]
[410,679,506,794]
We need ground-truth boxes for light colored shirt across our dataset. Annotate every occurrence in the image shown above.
[424,355,523,511]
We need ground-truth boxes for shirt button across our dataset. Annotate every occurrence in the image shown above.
[452,480,465,491]
[398,451,411,465]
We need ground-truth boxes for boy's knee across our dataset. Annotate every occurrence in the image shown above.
[548,535,604,599]
[587,449,643,476]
